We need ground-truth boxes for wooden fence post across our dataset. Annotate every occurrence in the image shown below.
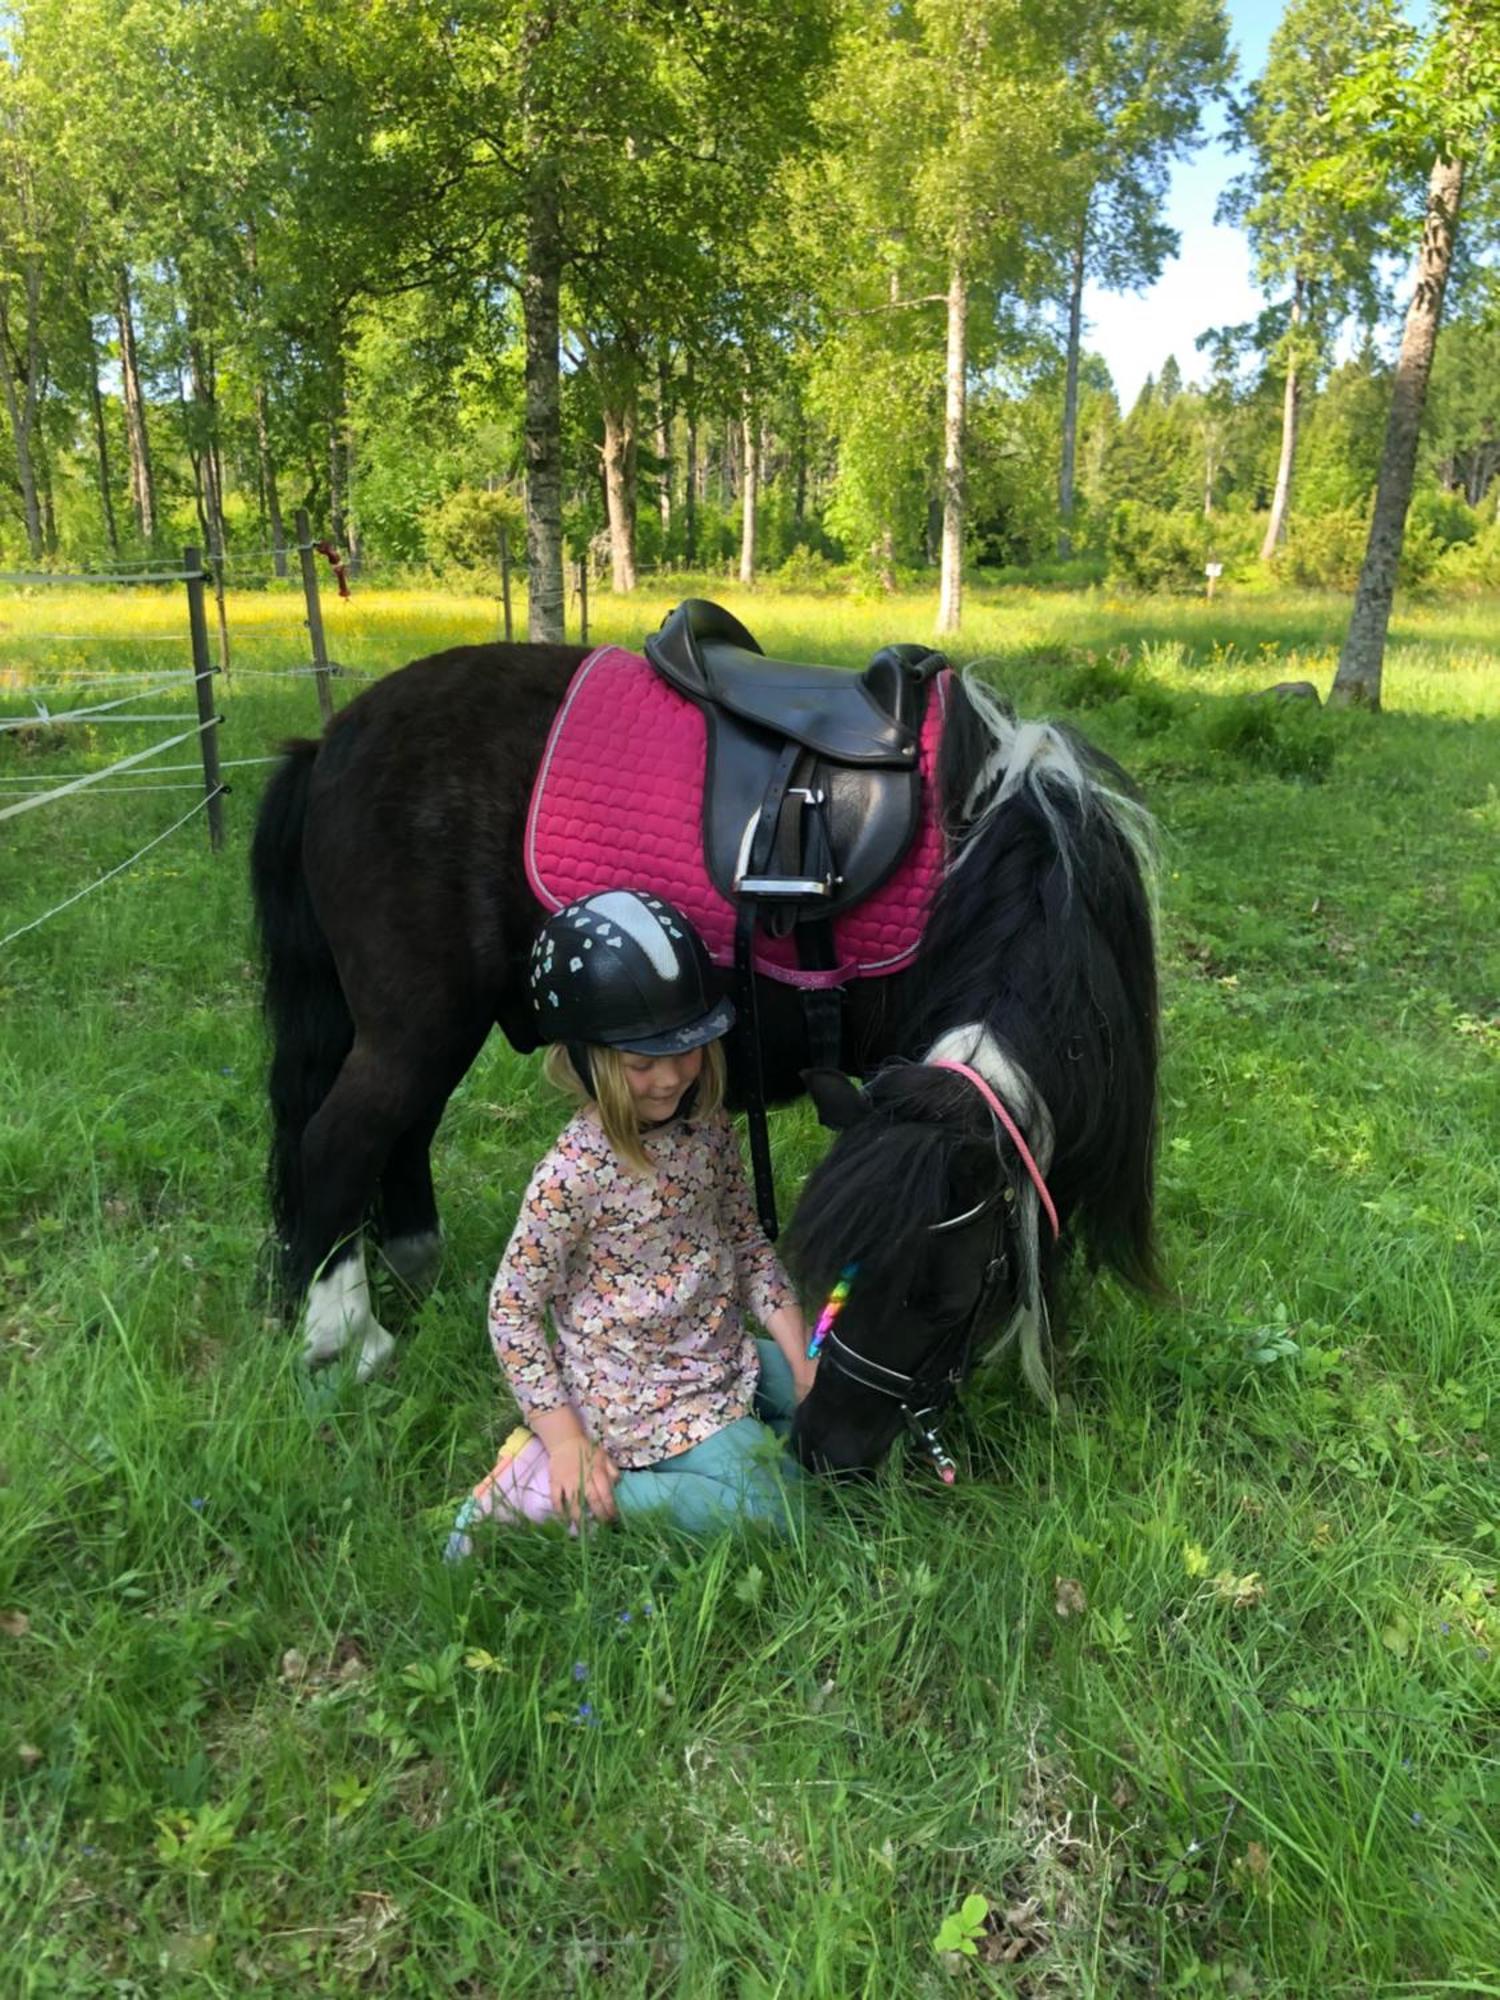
[499,527,513,642]
[183,545,225,852]
[296,507,335,725]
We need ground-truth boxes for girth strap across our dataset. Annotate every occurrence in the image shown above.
[734,738,803,1240]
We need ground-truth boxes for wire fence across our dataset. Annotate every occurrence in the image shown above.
[1,520,530,949]
[0,788,225,951]
[0,547,241,948]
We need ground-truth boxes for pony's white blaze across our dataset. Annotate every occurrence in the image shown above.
[381,1229,443,1291]
[924,1020,1056,1411]
[303,1245,396,1382]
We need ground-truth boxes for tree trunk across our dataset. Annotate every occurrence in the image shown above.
[255,382,287,576]
[522,161,566,641]
[655,349,672,550]
[600,385,639,593]
[739,411,758,585]
[591,338,639,593]
[937,260,967,635]
[186,333,226,555]
[1331,154,1465,711]
[39,444,57,556]
[343,414,361,575]
[87,331,120,557]
[1057,219,1087,559]
[115,267,155,541]
[877,526,896,593]
[0,300,45,562]
[1260,275,1305,561]
[186,326,231,669]
[328,422,346,551]
[684,356,699,566]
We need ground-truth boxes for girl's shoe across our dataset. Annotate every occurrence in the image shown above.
[443,1426,555,1560]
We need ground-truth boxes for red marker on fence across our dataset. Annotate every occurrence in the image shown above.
[313,540,351,599]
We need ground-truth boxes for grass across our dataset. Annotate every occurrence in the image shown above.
[2,575,1498,1995]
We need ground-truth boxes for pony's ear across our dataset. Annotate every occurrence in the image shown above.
[802,1068,871,1131]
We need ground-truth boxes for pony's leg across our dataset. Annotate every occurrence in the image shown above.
[377,1100,447,1294]
[304,1238,394,1382]
[294,1041,444,1379]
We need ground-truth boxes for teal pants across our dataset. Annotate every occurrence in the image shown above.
[612,1339,804,1534]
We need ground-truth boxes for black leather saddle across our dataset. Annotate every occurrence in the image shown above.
[645,599,945,932]
[643,598,947,1240]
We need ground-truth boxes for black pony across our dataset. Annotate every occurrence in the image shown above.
[251,631,1158,1472]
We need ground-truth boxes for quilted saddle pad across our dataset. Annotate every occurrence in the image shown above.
[525,646,949,990]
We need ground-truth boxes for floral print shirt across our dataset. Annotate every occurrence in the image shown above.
[487,1106,799,1468]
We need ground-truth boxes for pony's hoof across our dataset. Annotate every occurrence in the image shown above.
[380,1229,444,1294]
[355,1324,398,1383]
[303,1325,351,1369]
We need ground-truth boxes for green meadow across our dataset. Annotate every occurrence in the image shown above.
[2,579,1497,1995]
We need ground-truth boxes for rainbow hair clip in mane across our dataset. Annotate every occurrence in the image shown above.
[807,1264,857,1360]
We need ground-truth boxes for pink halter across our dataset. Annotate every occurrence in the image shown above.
[930,1059,1060,1242]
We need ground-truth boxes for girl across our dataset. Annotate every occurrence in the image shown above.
[447,890,813,1553]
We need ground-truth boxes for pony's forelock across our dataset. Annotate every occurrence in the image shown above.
[785,1067,992,1301]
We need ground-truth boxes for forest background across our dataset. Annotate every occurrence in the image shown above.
[0,0,1496,691]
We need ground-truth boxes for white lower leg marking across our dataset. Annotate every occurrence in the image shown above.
[303,1244,396,1380]
[380,1229,443,1291]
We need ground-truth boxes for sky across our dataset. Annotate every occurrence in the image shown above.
[1082,0,1287,411]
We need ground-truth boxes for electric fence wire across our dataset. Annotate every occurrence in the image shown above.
[0,788,225,951]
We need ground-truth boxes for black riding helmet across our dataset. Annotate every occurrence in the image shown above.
[529,891,735,1059]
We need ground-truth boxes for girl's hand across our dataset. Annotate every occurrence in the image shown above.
[547,1435,620,1524]
[792,1357,819,1405]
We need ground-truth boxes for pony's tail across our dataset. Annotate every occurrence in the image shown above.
[250,740,351,1297]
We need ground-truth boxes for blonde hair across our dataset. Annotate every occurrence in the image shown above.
[543,1039,727,1173]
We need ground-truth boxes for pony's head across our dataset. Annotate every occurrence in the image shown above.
[785,1055,1056,1475]
[784,670,1161,1477]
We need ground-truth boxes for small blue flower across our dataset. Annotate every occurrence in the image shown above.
[81,1844,100,1858]
[618,1611,632,1624]
[574,1703,598,1725]
[1410,1810,1424,1827]
[1440,1621,1452,1635]
[642,1602,655,1618]
[572,1661,589,1682]
[1477,1648,1491,1662]
[189,1496,206,1512]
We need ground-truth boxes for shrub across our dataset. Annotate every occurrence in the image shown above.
[776,545,842,593]
[1273,505,1368,590]
[1435,517,1500,591]
[1066,656,1136,706]
[421,485,524,573]
[1200,698,1335,781]
[1107,504,1209,593]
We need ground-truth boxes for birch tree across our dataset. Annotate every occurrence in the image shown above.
[1055,0,1232,557]
[814,0,1073,632]
[1219,0,1401,563]
[1315,0,1499,705]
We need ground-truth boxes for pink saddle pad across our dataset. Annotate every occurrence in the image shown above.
[525,646,949,990]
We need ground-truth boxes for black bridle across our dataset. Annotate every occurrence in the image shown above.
[811,1113,1017,1480]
